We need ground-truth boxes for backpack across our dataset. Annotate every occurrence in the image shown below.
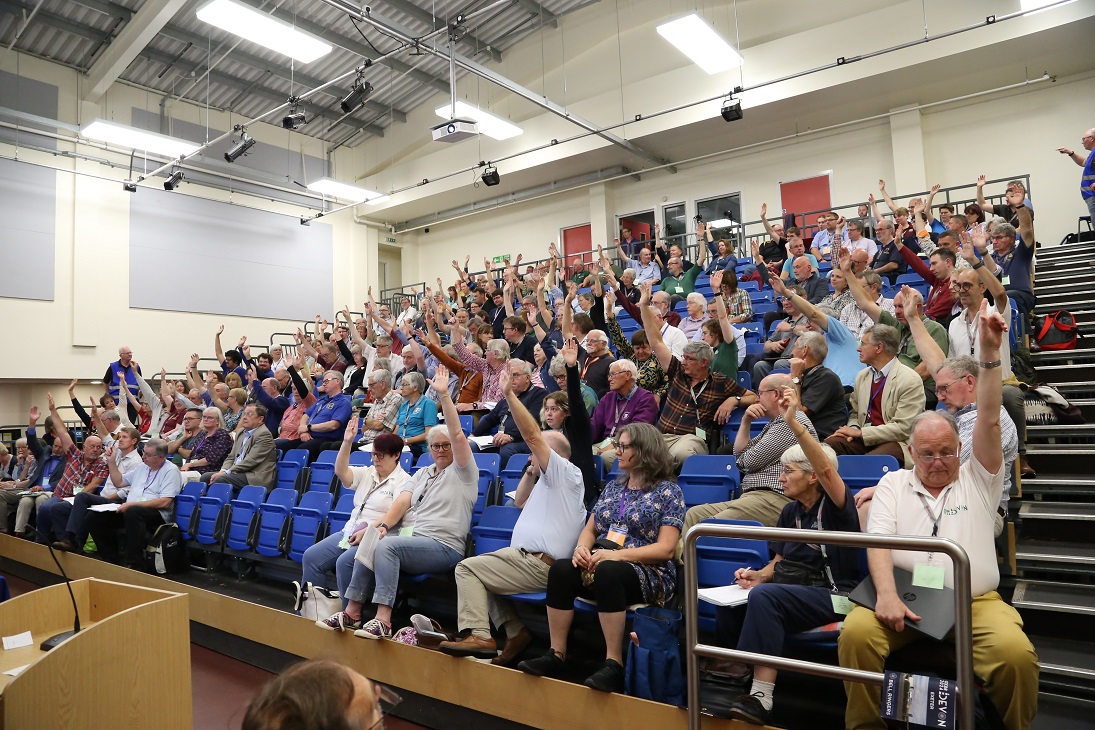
[624,606,685,706]
[1032,310,1078,351]
[144,523,188,575]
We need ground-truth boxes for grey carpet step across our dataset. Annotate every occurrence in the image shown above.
[1025,424,1095,442]
[1016,541,1095,566]
[1033,636,1095,680]
[1021,477,1095,496]
[1013,580,1095,615]
[1019,503,1095,521]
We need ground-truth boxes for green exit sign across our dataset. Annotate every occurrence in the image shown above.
[386,237,397,243]
[492,255,509,264]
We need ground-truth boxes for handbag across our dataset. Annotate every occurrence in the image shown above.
[624,606,686,706]
[293,581,342,621]
[771,559,829,587]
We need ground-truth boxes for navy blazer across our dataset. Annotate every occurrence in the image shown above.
[26,428,67,490]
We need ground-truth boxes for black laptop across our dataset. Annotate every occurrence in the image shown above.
[849,568,956,641]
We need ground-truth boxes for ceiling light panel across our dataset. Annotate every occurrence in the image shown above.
[196,0,333,64]
[81,120,201,158]
[433,101,523,141]
[656,14,743,75]
[307,178,384,203]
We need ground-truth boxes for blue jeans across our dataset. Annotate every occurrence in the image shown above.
[302,531,359,609]
[344,535,462,607]
[37,497,73,542]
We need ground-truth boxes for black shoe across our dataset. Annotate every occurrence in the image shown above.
[584,658,625,693]
[727,692,771,725]
[51,539,77,552]
[517,649,565,678]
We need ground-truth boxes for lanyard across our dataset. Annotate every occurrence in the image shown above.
[794,497,838,591]
[917,487,952,563]
[617,487,639,520]
[963,312,979,356]
[414,470,443,511]
[581,355,603,380]
[609,393,631,437]
[689,377,710,425]
[140,465,163,494]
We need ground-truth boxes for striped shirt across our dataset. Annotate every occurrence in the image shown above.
[734,412,816,495]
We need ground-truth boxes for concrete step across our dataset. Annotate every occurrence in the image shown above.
[1049,382,1095,398]
[1019,502,1095,521]
[1013,580,1095,616]
[1030,347,1095,363]
[1033,636,1095,681]
[1025,424,1095,443]
[1033,363,1095,385]
[1021,477,1095,497]
[1038,280,1094,295]
[1016,541,1095,569]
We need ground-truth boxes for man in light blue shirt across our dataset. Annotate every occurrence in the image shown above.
[87,438,183,568]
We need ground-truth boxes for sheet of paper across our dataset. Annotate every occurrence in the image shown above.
[2,631,33,651]
[467,435,497,449]
[63,497,75,504]
[88,503,121,513]
[353,525,383,571]
[505,490,517,501]
[3,664,31,677]
[697,584,751,607]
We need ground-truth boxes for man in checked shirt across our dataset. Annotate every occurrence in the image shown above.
[675,373,817,560]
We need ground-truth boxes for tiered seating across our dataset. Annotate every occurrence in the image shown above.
[471,453,502,525]
[694,518,768,633]
[287,492,334,562]
[678,455,741,508]
[174,482,203,540]
[193,483,232,547]
[327,493,356,535]
[254,488,298,558]
[500,453,531,497]
[836,455,900,492]
[223,485,266,552]
[470,505,521,555]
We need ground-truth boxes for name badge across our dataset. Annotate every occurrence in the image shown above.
[1000,275,1011,286]
[605,524,628,546]
[399,526,415,537]
[695,426,707,440]
[912,563,946,590]
[830,594,853,615]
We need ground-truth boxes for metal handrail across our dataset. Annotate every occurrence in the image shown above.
[682,524,975,730]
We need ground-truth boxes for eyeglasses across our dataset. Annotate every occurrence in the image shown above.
[321,377,339,384]
[611,440,632,451]
[367,683,403,730]
[990,234,1011,241]
[950,282,977,292]
[934,377,967,396]
[757,388,780,395]
[607,370,627,378]
[429,442,452,452]
[913,450,959,464]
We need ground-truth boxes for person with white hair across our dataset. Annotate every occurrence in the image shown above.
[678,292,710,341]
[1057,127,1095,221]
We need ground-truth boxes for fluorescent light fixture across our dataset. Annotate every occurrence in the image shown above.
[81,119,200,158]
[1020,0,1076,14]
[433,101,523,140]
[656,14,743,75]
[306,178,384,203]
[197,0,332,64]
[706,218,736,229]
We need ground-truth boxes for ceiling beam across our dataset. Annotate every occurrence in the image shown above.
[84,0,187,102]
[380,0,502,62]
[156,25,406,123]
[138,47,385,138]
[512,0,559,29]
[0,0,109,63]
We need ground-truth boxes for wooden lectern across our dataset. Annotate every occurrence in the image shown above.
[0,578,191,729]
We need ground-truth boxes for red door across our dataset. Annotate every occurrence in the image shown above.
[562,224,593,261]
[780,175,831,232]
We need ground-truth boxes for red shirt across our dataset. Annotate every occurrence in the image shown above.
[52,445,110,499]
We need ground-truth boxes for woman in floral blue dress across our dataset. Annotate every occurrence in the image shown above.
[518,422,685,693]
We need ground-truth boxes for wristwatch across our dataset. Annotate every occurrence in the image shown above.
[791,376,801,385]
[971,260,985,270]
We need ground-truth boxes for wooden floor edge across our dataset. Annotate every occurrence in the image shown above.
[0,536,767,730]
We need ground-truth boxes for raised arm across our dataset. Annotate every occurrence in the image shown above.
[334,417,359,489]
[429,365,472,468]
[780,386,846,508]
[759,203,779,241]
[878,179,898,214]
[214,325,226,364]
[842,257,883,322]
[638,282,673,371]
[499,366,550,478]
[47,393,74,452]
[710,271,737,344]
[868,193,884,225]
[900,287,946,377]
[923,184,941,226]
[967,228,1008,313]
[773,274,829,332]
[972,299,1004,474]
[1016,204,1036,250]
[975,174,990,212]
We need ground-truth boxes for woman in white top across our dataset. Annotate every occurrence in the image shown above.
[297,423,409,605]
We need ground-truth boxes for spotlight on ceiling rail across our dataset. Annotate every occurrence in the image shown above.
[163,169,184,191]
[282,111,307,130]
[340,79,374,114]
[480,165,500,187]
[224,131,255,163]
[720,96,743,122]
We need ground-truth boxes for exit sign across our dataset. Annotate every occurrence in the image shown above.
[386,237,397,243]
[492,255,510,264]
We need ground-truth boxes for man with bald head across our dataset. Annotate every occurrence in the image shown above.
[839,301,1038,730]
[440,365,586,664]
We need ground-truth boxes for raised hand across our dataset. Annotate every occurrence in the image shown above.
[237,335,247,348]
[710,270,724,290]
[760,202,767,218]
[242,343,251,358]
[638,281,652,306]
[189,353,200,368]
[930,183,941,195]
[970,225,989,254]
[46,392,56,410]
[976,174,986,188]
[561,338,579,368]
[899,286,924,319]
[217,324,225,336]
[978,298,1007,353]
[878,179,886,191]
[104,444,116,460]
[29,405,40,426]
[769,274,786,296]
[779,385,800,422]
[430,364,451,396]
[868,193,875,205]
[497,365,513,395]
[343,416,359,442]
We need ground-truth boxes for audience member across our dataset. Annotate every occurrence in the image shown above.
[840,269,895,341]
[838,302,1038,730]
[471,360,547,465]
[297,372,353,461]
[869,220,907,284]
[518,423,684,693]
[103,345,142,423]
[824,324,925,466]
[758,203,789,275]
[201,405,276,492]
[678,293,710,340]
[766,274,860,388]
[894,216,958,328]
[788,332,847,441]
[589,358,659,470]
[36,394,110,543]
[979,210,1036,327]
[2,407,63,539]
[393,372,437,460]
[317,367,477,639]
[605,315,667,398]
[715,269,754,325]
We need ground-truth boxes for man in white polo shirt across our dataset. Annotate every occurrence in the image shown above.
[438,365,586,665]
[838,300,1038,730]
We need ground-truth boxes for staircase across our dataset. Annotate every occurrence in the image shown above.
[1008,236,1095,723]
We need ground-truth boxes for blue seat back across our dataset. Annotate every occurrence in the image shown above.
[694,519,769,633]
[349,451,372,466]
[678,455,741,507]
[500,453,531,496]
[308,462,336,492]
[255,488,298,557]
[327,493,357,535]
[276,461,303,492]
[174,482,204,539]
[288,492,334,562]
[836,455,901,490]
[194,482,233,545]
[225,485,266,551]
[736,371,752,391]
[282,449,309,468]
[471,453,502,524]
[314,450,339,465]
[399,452,414,473]
[458,415,474,435]
[471,506,521,555]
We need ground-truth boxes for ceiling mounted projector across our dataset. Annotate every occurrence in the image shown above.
[432,118,478,143]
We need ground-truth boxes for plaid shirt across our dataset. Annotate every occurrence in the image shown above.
[53,444,109,499]
[734,412,816,495]
[657,358,746,436]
